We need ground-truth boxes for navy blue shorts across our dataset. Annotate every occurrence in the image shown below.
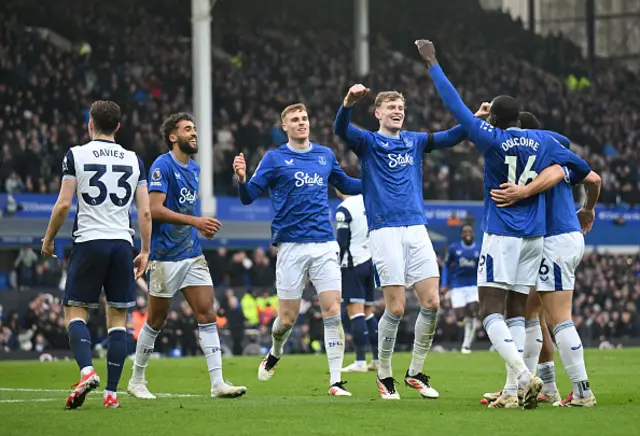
[341,259,375,305]
[64,239,135,309]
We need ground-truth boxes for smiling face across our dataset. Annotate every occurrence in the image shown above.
[172,119,198,155]
[375,91,405,133]
[281,104,310,141]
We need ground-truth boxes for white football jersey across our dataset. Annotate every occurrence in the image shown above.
[335,194,371,267]
[62,140,146,244]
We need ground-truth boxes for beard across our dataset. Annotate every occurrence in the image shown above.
[177,135,198,155]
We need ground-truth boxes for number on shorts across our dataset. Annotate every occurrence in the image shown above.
[539,258,550,276]
[504,155,538,185]
[82,164,134,206]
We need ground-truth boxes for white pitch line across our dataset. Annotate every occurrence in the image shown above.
[0,398,59,403]
[0,387,203,398]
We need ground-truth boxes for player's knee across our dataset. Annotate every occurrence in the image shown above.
[420,293,440,311]
[194,309,217,325]
[386,301,405,318]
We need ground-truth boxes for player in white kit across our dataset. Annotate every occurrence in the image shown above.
[334,190,379,372]
[41,100,152,409]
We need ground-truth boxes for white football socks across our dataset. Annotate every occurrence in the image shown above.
[270,317,293,358]
[377,311,401,379]
[199,322,224,388]
[538,361,558,394]
[323,315,345,385]
[409,308,438,376]
[554,320,592,398]
[524,318,543,374]
[483,314,530,388]
[503,317,526,395]
[462,316,477,350]
[132,322,159,381]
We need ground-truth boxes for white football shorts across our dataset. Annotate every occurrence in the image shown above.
[450,286,479,309]
[536,232,584,291]
[477,233,543,294]
[370,225,439,288]
[276,241,341,300]
[148,255,213,298]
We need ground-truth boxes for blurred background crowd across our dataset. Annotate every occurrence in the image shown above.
[3,247,639,355]
[1,0,639,357]
[1,0,639,203]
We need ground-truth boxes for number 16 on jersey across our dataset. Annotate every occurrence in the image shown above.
[504,155,538,186]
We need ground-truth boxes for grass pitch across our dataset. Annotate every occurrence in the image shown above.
[1,349,639,436]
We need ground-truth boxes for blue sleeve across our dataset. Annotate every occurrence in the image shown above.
[441,246,454,287]
[62,150,76,179]
[335,206,352,264]
[419,125,468,153]
[334,105,369,156]
[239,152,275,205]
[547,142,591,182]
[148,159,169,194]
[428,65,497,153]
[329,153,362,195]
[569,170,584,186]
[541,130,570,149]
[137,156,147,186]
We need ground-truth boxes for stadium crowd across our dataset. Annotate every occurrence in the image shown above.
[1,0,640,355]
[1,0,639,204]
[2,249,639,354]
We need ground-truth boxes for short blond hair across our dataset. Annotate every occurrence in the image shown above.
[281,103,308,122]
[375,91,405,107]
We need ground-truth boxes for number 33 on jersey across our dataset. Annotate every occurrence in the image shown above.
[62,139,146,243]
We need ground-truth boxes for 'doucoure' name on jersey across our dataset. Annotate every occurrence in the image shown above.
[443,241,479,288]
[245,143,358,244]
[476,126,590,238]
[427,64,591,238]
[148,152,201,261]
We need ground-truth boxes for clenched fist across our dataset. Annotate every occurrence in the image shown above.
[343,84,370,108]
[233,153,247,183]
[415,39,437,64]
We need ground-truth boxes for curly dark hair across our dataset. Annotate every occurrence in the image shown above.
[160,112,195,149]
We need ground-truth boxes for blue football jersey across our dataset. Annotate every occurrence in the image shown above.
[545,167,582,237]
[238,143,362,244]
[442,241,480,288]
[335,105,467,231]
[428,64,591,238]
[148,152,202,261]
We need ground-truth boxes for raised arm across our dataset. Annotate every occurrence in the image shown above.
[329,154,362,195]
[422,125,468,152]
[423,104,491,152]
[335,84,373,155]
[415,40,496,152]
[234,152,274,205]
[490,164,566,207]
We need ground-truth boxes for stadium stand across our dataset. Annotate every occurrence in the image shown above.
[1,0,639,203]
[1,0,639,356]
